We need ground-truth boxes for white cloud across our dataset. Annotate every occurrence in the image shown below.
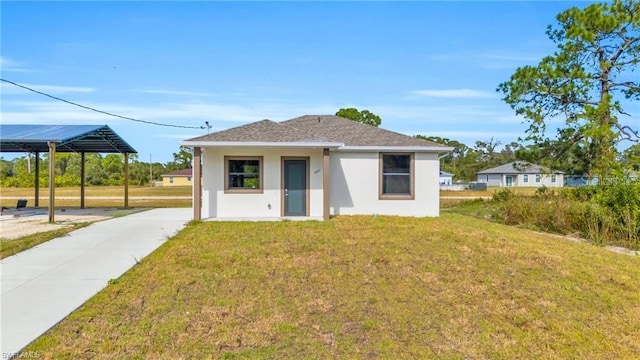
[0,99,338,128]
[412,89,495,99]
[1,82,95,94]
[137,89,217,97]
[428,50,543,70]
[476,50,544,69]
[0,56,34,73]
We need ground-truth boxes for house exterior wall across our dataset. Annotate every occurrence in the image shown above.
[477,173,564,187]
[477,174,503,187]
[162,176,192,187]
[330,151,440,217]
[201,147,324,219]
[439,175,452,186]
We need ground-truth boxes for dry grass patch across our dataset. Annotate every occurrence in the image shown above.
[0,198,190,208]
[0,186,192,197]
[24,214,640,359]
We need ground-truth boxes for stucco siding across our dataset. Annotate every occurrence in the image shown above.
[477,174,503,187]
[162,176,191,187]
[330,151,440,217]
[201,147,324,219]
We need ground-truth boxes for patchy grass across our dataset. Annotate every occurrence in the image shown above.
[0,186,191,197]
[24,214,640,359]
[1,223,90,259]
[0,198,191,208]
[0,186,191,208]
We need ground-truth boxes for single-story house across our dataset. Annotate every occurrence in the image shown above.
[439,171,453,186]
[476,161,564,188]
[161,168,192,186]
[182,115,453,221]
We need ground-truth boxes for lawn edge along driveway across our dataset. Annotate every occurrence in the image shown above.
[0,208,191,357]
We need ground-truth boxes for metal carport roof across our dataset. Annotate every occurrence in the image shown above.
[0,124,137,223]
[0,124,137,154]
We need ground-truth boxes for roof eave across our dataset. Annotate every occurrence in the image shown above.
[335,145,454,152]
[181,141,344,149]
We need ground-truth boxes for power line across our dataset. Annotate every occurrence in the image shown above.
[1,78,206,130]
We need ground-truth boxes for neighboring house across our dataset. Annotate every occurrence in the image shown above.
[161,168,193,186]
[476,161,564,188]
[182,115,452,221]
[439,171,453,186]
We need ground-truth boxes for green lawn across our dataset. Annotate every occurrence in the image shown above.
[25,214,640,358]
[0,186,191,208]
[0,185,192,197]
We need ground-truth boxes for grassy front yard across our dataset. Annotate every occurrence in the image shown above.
[0,185,192,197]
[0,186,191,208]
[25,214,640,358]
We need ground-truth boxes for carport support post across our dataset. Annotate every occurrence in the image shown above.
[48,142,56,223]
[193,147,202,221]
[323,148,330,221]
[80,152,86,209]
[124,152,129,209]
[34,152,40,207]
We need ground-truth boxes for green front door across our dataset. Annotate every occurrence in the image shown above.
[284,159,307,216]
[506,176,513,187]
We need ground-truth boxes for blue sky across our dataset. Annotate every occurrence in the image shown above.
[3,1,629,163]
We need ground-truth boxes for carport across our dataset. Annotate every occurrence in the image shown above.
[0,124,137,223]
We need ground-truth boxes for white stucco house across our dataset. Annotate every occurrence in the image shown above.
[439,171,453,186]
[476,161,564,188]
[182,115,452,221]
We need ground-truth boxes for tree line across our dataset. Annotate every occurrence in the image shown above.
[0,147,193,188]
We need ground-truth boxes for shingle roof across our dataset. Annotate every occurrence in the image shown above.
[189,119,329,143]
[186,115,446,148]
[163,168,192,177]
[0,124,137,153]
[477,161,564,174]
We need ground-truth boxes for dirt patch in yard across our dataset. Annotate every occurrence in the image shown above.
[0,207,145,240]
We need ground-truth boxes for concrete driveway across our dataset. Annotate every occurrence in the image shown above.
[1,208,191,357]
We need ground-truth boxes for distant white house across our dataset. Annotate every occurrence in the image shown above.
[439,171,453,186]
[476,161,564,188]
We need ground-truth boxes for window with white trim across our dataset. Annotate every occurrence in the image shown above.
[224,156,263,193]
[523,174,528,183]
[551,174,557,183]
[535,174,541,183]
[380,153,414,200]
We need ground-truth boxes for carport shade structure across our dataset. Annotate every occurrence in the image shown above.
[0,125,137,223]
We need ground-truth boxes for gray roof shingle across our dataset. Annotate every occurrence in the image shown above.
[187,115,446,148]
[188,119,329,143]
[477,161,564,174]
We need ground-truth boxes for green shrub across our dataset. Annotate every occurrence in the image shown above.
[475,179,640,249]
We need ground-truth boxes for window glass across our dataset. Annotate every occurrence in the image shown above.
[228,159,261,189]
[523,174,528,183]
[551,174,556,183]
[535,174,541,183]
[382,154,411,195]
